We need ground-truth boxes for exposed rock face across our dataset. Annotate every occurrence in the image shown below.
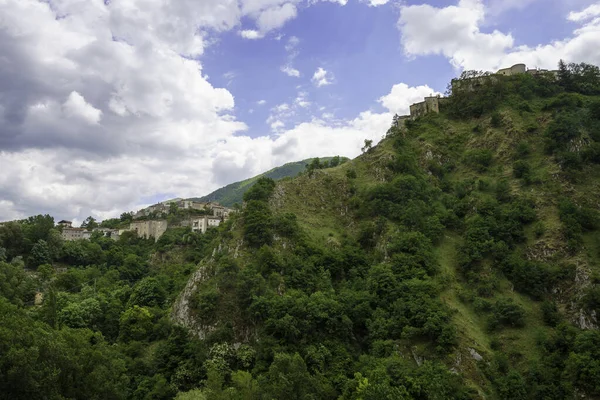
[571,265,599,330]
[468,348,483,362]
[171,263,216,339]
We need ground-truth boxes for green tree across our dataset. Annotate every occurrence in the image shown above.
[243,200,273,248]
[81,216,98,230]
[262,353,318,400]
[29,239,52,267]
[119,305,154,342]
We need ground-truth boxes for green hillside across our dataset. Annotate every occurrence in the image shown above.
[189,156,348,207]
[2,62,600,399]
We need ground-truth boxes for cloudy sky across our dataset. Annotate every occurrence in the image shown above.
[1,0,600,222]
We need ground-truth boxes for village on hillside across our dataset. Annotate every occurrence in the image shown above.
[58,199,234,242]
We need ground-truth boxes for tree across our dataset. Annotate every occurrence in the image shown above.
[558,59,573,91]
[46,229,63,260]
[22,215,55,248]
[29,239,52,267]
[243,177,276,202]
[262,353,317,400]
[243,200,273,248]
[37,264,55,282]
[362,139,373,153]
[0,261,36,305]
[81,216,98,230]
[120,212,134,223]
[128,277,166,307]
[0,222,25,260]
[119,305,154,342]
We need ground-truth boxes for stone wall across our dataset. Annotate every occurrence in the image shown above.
[129,220,168,241]
[410,96,443,119]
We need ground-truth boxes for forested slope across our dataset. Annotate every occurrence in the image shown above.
[2,62,600,399]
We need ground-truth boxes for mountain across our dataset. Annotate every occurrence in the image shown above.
[3,62,600,399]
[189,156,348,206]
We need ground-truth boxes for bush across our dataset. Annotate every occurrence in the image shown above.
[488,298,526,330]
[490,112,503,127]
[515,141,531,158]
[513,160,531,180]
[465,149,493,172]
[243,200,273,248]
[346,169,357,179]
[541,301,560,327]
[243,177,276,202]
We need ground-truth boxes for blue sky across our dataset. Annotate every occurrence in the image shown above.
[201,0,595,140]
[1,0,600,222]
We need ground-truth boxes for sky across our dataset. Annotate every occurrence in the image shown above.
[1,0,600,223]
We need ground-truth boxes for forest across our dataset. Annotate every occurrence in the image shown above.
[1,60,600,399]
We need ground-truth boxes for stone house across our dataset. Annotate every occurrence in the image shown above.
[129,220,168,241]
[61,227,87,241]
[57,220,72,227]
[410,96,444,119]
[190,215,222,234]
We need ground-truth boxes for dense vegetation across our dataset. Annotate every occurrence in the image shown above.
[189,156,348,207]
[1,61,600,399]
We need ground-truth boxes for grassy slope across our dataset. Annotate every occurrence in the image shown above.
[189,157,344,207]
[263,101,600,393]
[178,89,600,397]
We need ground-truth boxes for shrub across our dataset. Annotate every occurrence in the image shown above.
[490,112,503,127]
[541,301,560,327]
[465,149,493,172]
[513,160,531,180]
[515,141,531,158]
[488,298,526,330]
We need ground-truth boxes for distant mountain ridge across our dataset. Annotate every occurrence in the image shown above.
[189,157,346,207]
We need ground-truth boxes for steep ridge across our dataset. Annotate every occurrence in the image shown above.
[188,156,348,207]
[173,65,600,398]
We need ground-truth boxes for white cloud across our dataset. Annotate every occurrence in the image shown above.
[270,120,285,130]
[281,65,301,77]
[294,91,311,108]
[0,0,437,223]
[378,83,439,115]
[398,0,600,71]
[285,36,300,52]
[312,67,333,87]
[257,99,267,105]
[240,29,263,39]
[367,0,390,6]
[568,4,600,22]
[62,92,102,125]
[256,3,298,32]
[398,0,514,71]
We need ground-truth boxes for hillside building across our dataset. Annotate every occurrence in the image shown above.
[61,227,87,241]
[190,215,222,234]
[129,220,168,241]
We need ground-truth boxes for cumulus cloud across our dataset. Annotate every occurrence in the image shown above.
[378,83,439,115]
[0,0,441,223]
[398,0,514,71]
[398,0,600,71]
[62,92,103,125]
[281,65,301,77]
[256,3,298,32]
[240,29,263,39]
[568,4,600,22]
[367,0,390,6]
[312,67,333,87]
